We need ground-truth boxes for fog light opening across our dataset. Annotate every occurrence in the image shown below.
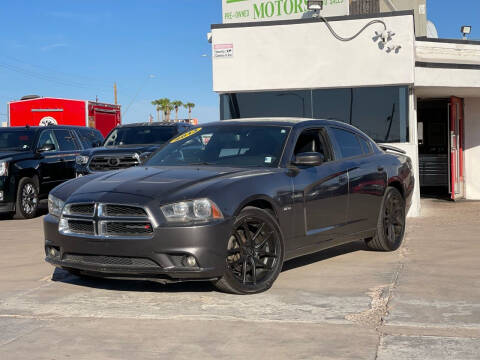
[184,255,197,267]
[47,246,60,258]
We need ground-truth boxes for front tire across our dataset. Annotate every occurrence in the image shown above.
[213,206,285,295]
[365,187,406,251]
[15,177,39,219]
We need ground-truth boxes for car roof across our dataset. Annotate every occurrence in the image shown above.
[202,117,358,129]
[116,122,191,128]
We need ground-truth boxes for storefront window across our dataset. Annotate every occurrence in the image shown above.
[221,86,409,143]
[220,90,312,119]
[350,86,409,143]
[312,89,352,124]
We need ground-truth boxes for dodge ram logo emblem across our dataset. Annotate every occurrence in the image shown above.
[108,158,120,166]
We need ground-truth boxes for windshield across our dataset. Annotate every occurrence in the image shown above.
[146,125,291,168]
[0,130,35,151]
[104,126,177,146]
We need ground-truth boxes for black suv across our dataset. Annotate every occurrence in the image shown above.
[0,126,104,219]
[75,122,192,175]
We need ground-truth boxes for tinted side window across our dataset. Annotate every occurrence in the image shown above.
[93,130,104,146]
[293,128,332,162]
[54,130,78,151]
[77,128,103,149]
[357,136,372,154]
[331,128,363,159]
[37,130,58,151]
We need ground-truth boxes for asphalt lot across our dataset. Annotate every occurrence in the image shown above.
[0,199,479,359]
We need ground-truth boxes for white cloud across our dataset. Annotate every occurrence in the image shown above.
[41,43,68,52]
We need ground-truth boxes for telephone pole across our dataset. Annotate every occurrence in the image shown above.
[114,82,118,105]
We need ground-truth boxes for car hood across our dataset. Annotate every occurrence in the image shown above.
[82,145,160,156]
[0,151,30,161]
[62,166,276,202]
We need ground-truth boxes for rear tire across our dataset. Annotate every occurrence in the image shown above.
[213,206,285,295]
[15,177,39,219]
[365,187,406,251]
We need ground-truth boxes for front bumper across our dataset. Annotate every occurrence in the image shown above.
[0,177,15,214]
[44,214,233,281]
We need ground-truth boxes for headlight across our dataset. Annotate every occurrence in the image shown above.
[161,198,223,223]
[75,155,89,165]
[0,161,8,176]
[48,194,65,218]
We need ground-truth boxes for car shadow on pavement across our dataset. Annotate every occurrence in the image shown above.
[51,268,216,293]
[50,240,369,293]
[282,240,369,272]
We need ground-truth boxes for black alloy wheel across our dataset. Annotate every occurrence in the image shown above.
[214,207,284,294]
[365,187,406,251]
[15,178,39,219]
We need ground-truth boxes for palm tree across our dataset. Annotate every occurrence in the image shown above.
[184,102,195,121]
[157,98,172,122]
[171,100,183,122]
[151,99,162,122]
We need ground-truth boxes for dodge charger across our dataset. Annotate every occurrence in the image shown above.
[44,119,414,294]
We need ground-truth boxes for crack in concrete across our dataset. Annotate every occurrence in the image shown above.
[345,238,410,360]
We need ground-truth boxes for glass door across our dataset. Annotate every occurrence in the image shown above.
[449,97,465,200]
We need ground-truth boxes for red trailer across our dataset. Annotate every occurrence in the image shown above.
[7,96,121,137]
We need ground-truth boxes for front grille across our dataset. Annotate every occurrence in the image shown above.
[88,154,140,172]
[103,205,147,217]
[68,220,95,235]
[63,254,159,268]
[61,202,154,239]
[68,204,95,216]
[102,222,153,236]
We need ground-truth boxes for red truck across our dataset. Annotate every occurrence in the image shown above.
[7,96,121,137]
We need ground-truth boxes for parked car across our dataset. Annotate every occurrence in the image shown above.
[44,118,414,294]
[0,126,104,219]
[75,122,192,175]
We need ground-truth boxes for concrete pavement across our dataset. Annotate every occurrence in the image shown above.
[0,199,479,359]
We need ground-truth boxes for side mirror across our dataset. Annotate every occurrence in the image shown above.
[139,152,152,164]
[37,143,55,153]
[293,152,324,166]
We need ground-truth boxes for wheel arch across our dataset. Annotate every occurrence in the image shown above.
[234,195,279,220]
[14,170,40,199]
[387,178,405,199]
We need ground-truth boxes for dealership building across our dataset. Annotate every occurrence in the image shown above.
[211,0,480,217]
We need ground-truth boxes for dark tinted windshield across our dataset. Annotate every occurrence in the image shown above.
[104,126,177,146]
[0,130,35,151]
[147,125,290,168]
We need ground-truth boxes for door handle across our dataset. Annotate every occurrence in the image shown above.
[377,166,384,172]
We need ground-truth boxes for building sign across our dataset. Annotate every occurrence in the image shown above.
[214,43,234,58]
[222,0,350,23]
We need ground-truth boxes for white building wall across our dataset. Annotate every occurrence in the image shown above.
[212,14,415,92]
[386,90,420,217]
[464,98,480,200]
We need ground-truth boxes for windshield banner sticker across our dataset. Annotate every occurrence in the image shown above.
[170,128,202,143]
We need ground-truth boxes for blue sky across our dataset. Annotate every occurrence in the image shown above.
[0,1,479,125]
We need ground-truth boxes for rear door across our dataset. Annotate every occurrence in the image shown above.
[330,127,386,234]
[449,97,465,200]
[53,129,81,181]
